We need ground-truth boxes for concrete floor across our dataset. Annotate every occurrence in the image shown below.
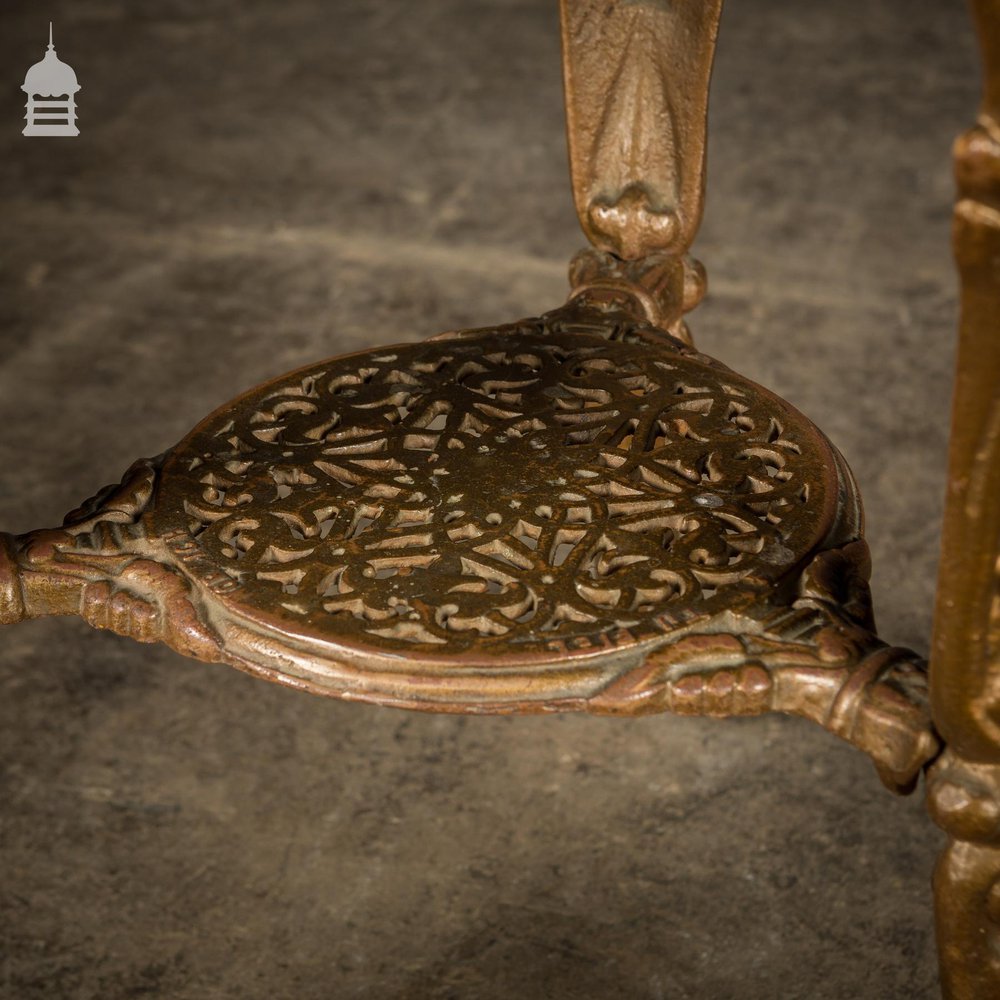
[0,1,978,997]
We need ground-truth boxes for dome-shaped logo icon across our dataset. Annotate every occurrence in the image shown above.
[22,23,80,137]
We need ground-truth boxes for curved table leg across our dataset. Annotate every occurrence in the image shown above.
[928,2,1000,996]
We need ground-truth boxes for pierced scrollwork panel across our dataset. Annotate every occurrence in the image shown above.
[0,311,937,790]
[149,320,840,658]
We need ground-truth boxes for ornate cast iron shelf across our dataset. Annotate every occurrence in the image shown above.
[3,1,999,997]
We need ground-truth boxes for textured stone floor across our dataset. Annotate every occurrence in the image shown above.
[0,1,978,997]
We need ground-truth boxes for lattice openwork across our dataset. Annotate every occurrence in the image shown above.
[151,321,835,656]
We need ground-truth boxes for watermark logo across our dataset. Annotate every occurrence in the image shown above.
[22,23,80,137]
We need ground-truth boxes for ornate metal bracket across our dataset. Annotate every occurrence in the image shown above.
[0,309,939,797]
[560,0,724,261]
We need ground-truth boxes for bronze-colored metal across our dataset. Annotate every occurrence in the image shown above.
[928,754,1000,999]
[153,318,843,659]
[928,1,1000,995]
[0,296,937,788]
[930,4,1000,765]
[3,0,990,993]
[560,0,723,261]
[559,0,719,345]
[567,247,706,344]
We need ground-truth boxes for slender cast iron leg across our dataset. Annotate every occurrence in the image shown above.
[928,2,1000,996]
[928,756,1000,997]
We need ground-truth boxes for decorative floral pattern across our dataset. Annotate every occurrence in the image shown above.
[154,321,831,652]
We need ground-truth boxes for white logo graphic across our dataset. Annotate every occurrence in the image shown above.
[22,23,80,137]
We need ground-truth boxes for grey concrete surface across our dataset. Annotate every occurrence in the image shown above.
[0,1,977,997]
